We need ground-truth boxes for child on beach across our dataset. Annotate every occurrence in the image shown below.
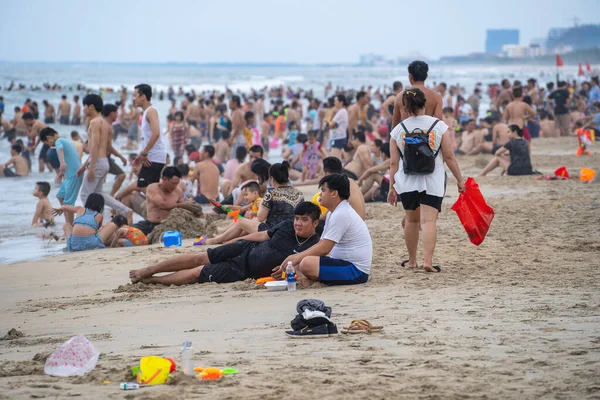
[1,144,29,177]
[108,215,148,247]
[293,130,327,181]
[52,193,115,252]
[32,181,54,227]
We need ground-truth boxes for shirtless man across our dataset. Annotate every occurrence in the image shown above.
[13,106,26,135]
[130,166,193,236]
[454,120,483,155]
[343,131,371,180]
[382,81,403,123]
[322,157,366,220]
[23,113,51,173]
[467,117,511,155]
[77,94,132,220]
[102,104,129,197]
[287,101,301,131]
[229,95,246,158]
[526,79,540,107]
[393,61,442,128]
[71,95,81,125]
[58,95,71,125]
[70,131,84,159]
[495,79,514,111]
[185,97,202,128]
[0,144,28,177]
[348,91,369,136]
[190,145,220,203]
[503,86,536,138]
[228,144,263,195]
[213,131,230,167]
[254,94,265,125]
[41,100,55,124]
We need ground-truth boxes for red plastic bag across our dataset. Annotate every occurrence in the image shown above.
[451,177,494,246]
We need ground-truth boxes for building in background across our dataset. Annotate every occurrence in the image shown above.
[485,29,520,54]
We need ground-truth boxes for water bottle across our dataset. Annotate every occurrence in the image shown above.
[286,262,296,291]
[181,341,194,376]
[120,382,140,390]
[161,231,182,247]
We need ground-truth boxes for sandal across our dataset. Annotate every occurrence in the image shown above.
[423,265,441,273]
[400,260,417,269]
[341,320,384,334]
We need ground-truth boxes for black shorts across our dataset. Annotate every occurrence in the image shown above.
[343,169,358,180]
[71,117,81,125]
[199,241,255,283]
[331,138,347,149]
[137,162,165,188]
[491,144,501,154]
[261,137,270,152]
[39,143,50,160]
[44,117,55,124]
[131,220,159,236]
[400,190,443,212]
[108,157,124,176]
[194,194,210,204]
[59,115,70,125]
[188,120,198,128]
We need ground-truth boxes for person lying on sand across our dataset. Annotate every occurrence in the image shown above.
[129,202,321,285]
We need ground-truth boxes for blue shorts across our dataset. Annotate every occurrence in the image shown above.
[67,233,105,252]
[318,256,369,286]
[123,239,134,247]
[57,176,84,206]
[330,138,347,150]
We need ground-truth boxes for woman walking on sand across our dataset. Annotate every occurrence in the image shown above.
[388,89,465,272]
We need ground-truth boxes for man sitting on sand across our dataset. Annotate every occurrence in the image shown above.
[272,174,372,287]
[131,166,199,235]
[129,202,321,285]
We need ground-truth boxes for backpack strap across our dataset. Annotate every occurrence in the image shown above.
[427,119,442,157]
[399,122,410,158]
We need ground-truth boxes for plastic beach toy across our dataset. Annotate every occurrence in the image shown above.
[580,168,596,182]
[137,356,171,385]
[161,231,182,247]
[256,277,275,284]
[311,192,328,214]
[554,166,569,179]
[195,367,226,380]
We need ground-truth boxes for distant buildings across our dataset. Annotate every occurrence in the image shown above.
[485,29,520,54]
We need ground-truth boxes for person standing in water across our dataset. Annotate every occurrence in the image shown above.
[132,84,167,192]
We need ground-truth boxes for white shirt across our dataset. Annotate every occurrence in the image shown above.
[141,106,167,164]
[331,108,348,141]
[322,200,373,274]
[390,115,448,197]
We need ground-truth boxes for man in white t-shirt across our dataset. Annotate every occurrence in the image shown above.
[273,173,372,286]
[329,94,349,160]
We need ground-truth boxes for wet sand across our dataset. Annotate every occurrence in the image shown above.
[1,137,599,399]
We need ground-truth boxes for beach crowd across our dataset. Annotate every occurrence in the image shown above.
[1,61,599,291]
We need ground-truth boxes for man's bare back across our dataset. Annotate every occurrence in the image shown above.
[231,161,257,188]
[58,100,71,117]
[348,103,361,133]
[344,144,371,177]
[393,85,442,128]
[231,109,244,138]
[192,160,220,199]
[493,123,511,146]
[503,100,536,129]
[214,141,230,164]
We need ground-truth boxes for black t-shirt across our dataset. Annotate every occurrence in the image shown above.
[503,138,533,176]
[247,220,320,278]
[261,186,304,229]
[549,89,569,115]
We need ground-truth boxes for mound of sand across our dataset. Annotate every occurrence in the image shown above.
[147,208,221,244]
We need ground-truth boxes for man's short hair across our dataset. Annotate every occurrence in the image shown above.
[135,84,152,100]
[249,145,264,156]
[319,173,350,200]
[244,111,254,121]
[36,181,51,197]
[61,95,67,99]
[408,60,429,82]
[392,81,403,91]
[162,166,182,179]
[83,94,103,112]
[356,91,367,101]
[71,131,79,139]
[203,145,215,158]
[102,103,117,117]
[353,130,366,143]
[11,144,22,154]
[381,142,390,158]
[22,112,34,120]
[241,181,260,193]
[512,86,523,98]
[323,156,343,174]
[39,127,58,143]
[176,163,190,177]
[294,201,321,222]
[231,95,241,107]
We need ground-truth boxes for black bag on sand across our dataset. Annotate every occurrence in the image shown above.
[400,119,440,175]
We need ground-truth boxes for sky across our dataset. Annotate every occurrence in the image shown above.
[1,0,598,64]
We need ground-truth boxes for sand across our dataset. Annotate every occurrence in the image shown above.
[1,137,599,399]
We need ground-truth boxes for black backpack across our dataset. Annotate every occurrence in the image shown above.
[399,119,440,175]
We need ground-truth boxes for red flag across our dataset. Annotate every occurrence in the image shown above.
[586,61,591,71]
[556,54,564,67]
[578,64,585,76]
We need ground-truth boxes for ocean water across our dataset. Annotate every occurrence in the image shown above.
[0,63,582,263]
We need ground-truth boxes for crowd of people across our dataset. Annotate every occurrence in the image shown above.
[1,61,599,289]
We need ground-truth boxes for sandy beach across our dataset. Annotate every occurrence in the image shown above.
[1,137,599,399]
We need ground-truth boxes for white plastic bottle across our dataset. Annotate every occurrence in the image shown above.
[286,262,296,291]
[181,341,194,375]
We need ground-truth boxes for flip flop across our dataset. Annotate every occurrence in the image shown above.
[341,320,384,334]
[423,266,441,273]
[400,260,417,269]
